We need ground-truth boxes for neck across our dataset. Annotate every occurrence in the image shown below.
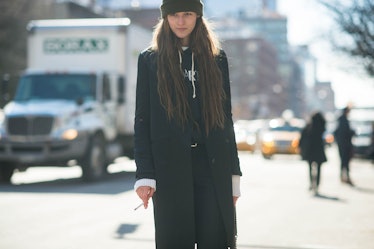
[181,37,190,46]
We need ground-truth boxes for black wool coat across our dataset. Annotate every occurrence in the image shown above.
[299,124,327,164]
[334,115,354,151]
[134,48,242,248]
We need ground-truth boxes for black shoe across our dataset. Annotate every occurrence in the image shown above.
[346,179,354,186]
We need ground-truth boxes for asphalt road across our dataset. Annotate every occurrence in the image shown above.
[0,146,373,249]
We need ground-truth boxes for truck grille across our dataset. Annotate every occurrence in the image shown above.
[7,116,54,136]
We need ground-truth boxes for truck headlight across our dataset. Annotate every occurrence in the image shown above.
[61,129,78,140]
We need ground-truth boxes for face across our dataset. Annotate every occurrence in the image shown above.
[167,12,198,46]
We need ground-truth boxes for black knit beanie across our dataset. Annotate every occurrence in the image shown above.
[160,0,203,18]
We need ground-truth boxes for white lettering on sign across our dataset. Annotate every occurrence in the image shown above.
[44,38,109,53]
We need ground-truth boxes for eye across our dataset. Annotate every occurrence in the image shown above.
[184,12,193,16]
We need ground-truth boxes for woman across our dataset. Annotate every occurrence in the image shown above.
[299,112,327,194]
[133,0,242,248]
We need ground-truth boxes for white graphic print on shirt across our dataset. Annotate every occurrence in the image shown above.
[183,69,196,83]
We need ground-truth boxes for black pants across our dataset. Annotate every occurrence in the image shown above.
[337,144,351,179]
[191,144,227,249]
[308,161,321,189]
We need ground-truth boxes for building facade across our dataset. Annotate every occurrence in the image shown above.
[221,37,283,120]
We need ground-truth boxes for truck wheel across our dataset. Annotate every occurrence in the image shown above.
[81,134,106,182]
[0,163,15,184]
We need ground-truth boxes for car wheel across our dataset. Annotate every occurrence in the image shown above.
[262,154,272,160]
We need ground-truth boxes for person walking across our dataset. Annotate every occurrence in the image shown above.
[299,112,327,194]
[334,106,355,185]
[133,0,242,248]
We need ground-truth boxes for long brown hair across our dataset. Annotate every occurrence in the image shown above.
[151,17,226,133]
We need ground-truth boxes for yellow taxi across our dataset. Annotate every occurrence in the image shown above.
[259,118,305,159]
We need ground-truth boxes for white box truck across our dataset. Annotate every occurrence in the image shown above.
[0,18,151,183]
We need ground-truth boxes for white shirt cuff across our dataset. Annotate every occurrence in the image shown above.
[134,178,156,191]
[232,175,241,197]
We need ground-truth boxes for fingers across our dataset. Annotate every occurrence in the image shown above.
[136,186,155,209]
[136,186,148,198]
[149,188,155,197]
[233,196,239,206]
[136,186,150,207]
[136,186,149,208]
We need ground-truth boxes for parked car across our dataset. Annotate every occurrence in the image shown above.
[259,118,305,159]
[234,119,268,153]
[346,107,374,159]
[234,123,257,152]
[351,120,373,158]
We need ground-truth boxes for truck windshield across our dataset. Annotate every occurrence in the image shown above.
[14,74,96,101]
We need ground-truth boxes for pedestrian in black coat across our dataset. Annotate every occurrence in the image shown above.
[299,112,327,194]
[133,0,242,248]
[334,106,355,185]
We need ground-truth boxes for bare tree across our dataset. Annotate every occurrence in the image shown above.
[318,0,374,76]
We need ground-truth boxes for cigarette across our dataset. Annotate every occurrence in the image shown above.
[134,203,143,211]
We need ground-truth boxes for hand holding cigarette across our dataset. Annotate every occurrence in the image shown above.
[135,186,155,209]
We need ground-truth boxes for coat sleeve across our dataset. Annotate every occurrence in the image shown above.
[219,50,242,176]
[134,52,156,180]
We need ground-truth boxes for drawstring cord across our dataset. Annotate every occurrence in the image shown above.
[179,50,196,99]
[191,53,196,98]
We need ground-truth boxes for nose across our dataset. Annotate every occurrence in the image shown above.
[176,15,185,25]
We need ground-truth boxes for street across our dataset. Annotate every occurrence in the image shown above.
[0,146,373,249]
